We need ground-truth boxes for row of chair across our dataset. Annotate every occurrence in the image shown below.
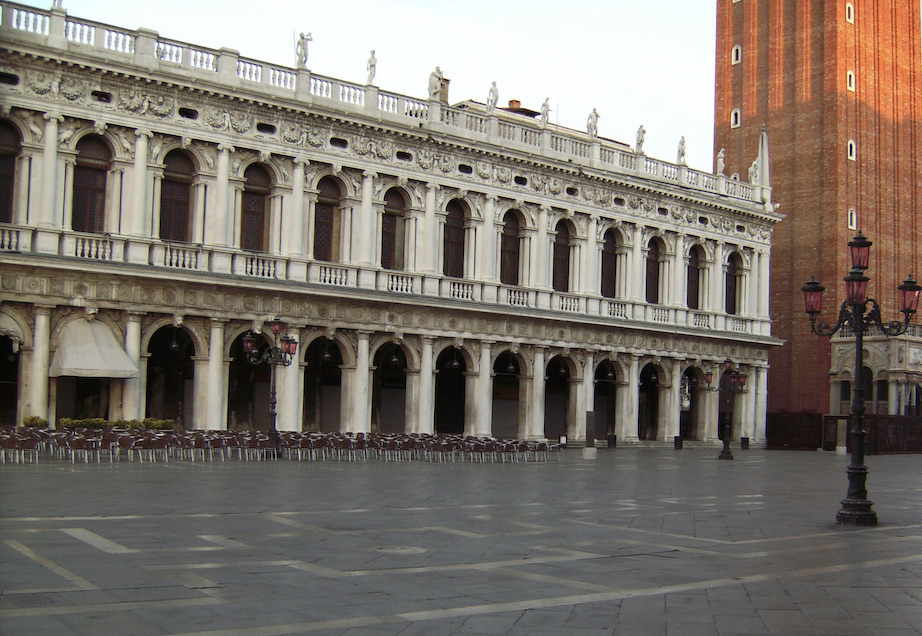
[0,428,561,464]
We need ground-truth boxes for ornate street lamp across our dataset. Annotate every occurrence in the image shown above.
[704,358,747,460]
[242,317,298,447]
[802,231,920,526]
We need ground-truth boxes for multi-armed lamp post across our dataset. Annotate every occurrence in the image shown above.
[242,317,298,447]
[704,358,747,460]
[801,232,920,526]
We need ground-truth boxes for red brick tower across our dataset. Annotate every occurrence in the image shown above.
[714,0,922,415]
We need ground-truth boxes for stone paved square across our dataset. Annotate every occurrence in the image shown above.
[2,449,922,635]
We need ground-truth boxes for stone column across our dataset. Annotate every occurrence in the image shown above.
[126,129,152,264]
[533,205,549,289]
[29,306,52,421]
[418,337,435,435]
[631,225,644,302]
[474,341,493,436]
[122,314,143,421]
[288,160,307,258]
[205,320,226,430]
[664,359,682,440]
[481,195,497,282]
[353,331,371,433]
[39,113,62,229]
[212,145,233,247]
[753,365,768,444]
[528,347,546,440]
[191,355,208,430]
[617,355,640,442]
[422,183,438,273]
[358,171,375,266]
[582,215,598,296]
[277,327,301,431]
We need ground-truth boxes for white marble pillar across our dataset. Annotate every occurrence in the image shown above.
[287,160,307,257]
[422,183,438,273]
[582,215,598,296]
[129,130,151,236]
[663,359,682,440]
[358,171,375,266]
[353,331,371,433]
[474,341,493,436]
[39,113,62,229]
[212,145,233,247]
[753,365,768,443]
[205,320,226,430]
[191,356,208,430]
[482,196,497,282]
[623,356,642,441]
[534,206,549,289]
[528,347,546,440]
[30,306,52,420]
[122,314,143,421]
[277,327,302,432]
[418,337,435,435]
[631,225,644,301]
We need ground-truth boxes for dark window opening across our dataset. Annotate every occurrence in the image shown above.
[178,107,199,120]
[91,90,112,103]
[256,122,277,134]
[330,137,348,148]
[443,199,465,278]
[514,175,527,186]
[458,164,472,174]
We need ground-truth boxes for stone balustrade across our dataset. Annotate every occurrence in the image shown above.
[0,0,768,206]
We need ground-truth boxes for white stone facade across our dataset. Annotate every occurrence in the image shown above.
[0,2,781,445]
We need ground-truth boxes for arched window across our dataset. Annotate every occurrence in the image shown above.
[846,2,854,23]
[687,244,703,310]
[730,109,741,128]
[314,176,341,262]
[731,45,742,65]
[0,120,20,224]
[726,252,742,315]
[600,229,618,298]
[847,207,857,230]
[241,164,271,252]
[847,70,855,91]
[552,220,571,293]
[72,135,111,234]
[645,238,662,304]
[443,199,465,278]
[381,188,407,270]
[159,150,194,242]
[847,139,857,161]
[500,211,520,286]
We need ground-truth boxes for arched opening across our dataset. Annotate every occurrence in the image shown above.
[434,346,466,434]
[680,367,704,441]
[159,150,195,242]
[145,325,195,426]
[687,244,704,310]
[303,337,342,432]
[638,363,659,440]
[372,342,406,434]
[726,252,742,314]
[381,188,407,270]
[645,238,663,304]
[594,360,618,445]
[0,119,21,224]
[500,211,521,286]
[544,356,570,441]
[0,335,19,425]
[443,199,466,278]
[314,176,342,262]
[227,332,271,431]
[552,221,571,293]
[73,135,111,234]
[600,229,619,298]
[492,351,520,438]
[241,164,271,252]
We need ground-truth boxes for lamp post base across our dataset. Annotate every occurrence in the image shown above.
[718,446,734,460]
[836,500,878,526]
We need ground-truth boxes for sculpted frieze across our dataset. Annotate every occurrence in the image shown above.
[352,135,393,160]
[281,122,324,148]
[25,70,55,95]
[58,76,87,102]
[118,89,174,118]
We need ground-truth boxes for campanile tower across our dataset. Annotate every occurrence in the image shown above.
[714,0,922,416]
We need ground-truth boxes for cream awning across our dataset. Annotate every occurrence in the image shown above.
[49,319,139,378]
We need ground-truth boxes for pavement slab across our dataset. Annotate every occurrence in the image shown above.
[2,449,921,635]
